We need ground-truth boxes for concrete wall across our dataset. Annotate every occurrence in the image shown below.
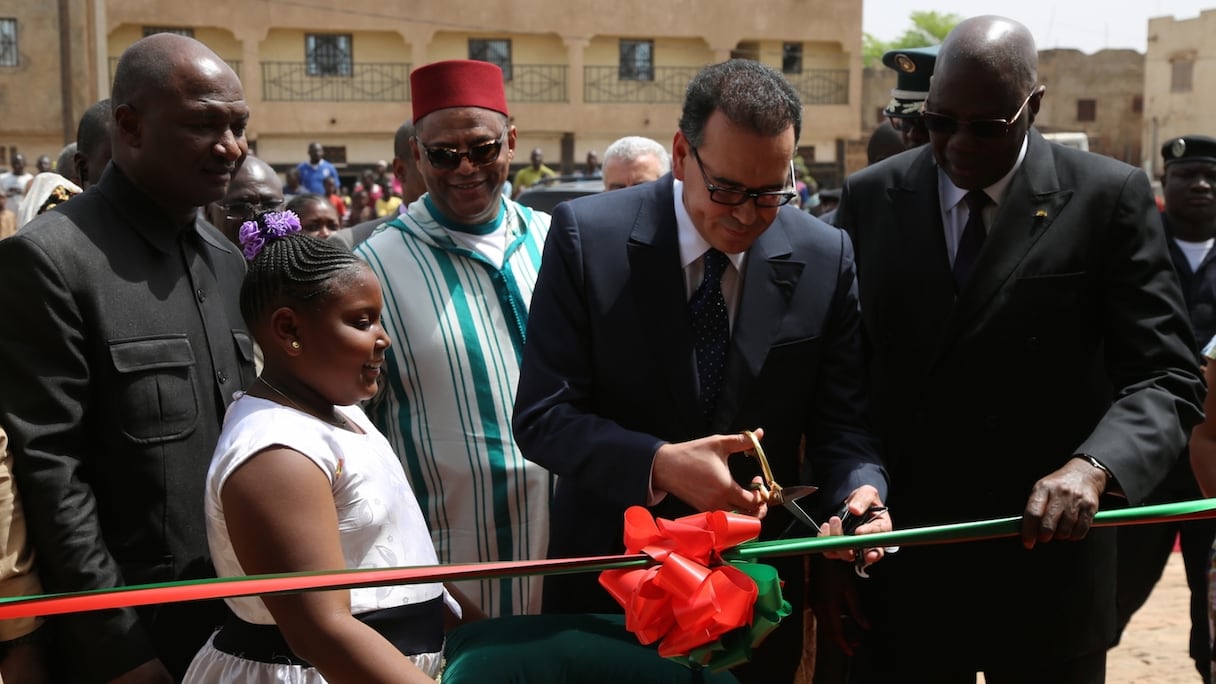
[0,0,102,168]
[1143,10,1216,177]
[1037,48,1144,165]
[5,0,863,178]
[94,0,860,174]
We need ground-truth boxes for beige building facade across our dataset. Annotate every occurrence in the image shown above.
[1036,48,1144,165]
[1143,9,1216,177]
[0,0,107,169]
[1,0,864,180]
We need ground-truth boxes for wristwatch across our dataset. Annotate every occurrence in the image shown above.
[1076,454,1122,496]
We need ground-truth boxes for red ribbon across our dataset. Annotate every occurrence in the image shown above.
[599,506,762,658]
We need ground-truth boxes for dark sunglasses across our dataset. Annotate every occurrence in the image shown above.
[220,198,284,221]
[921,86,1041,139]
[887,116,926,133]
[690,146,797,208]
[417,128,508,170]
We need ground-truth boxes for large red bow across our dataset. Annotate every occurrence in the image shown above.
[599,506,762,657]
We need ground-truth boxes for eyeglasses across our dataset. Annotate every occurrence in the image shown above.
[689,146,797,208]
[887,116,927,134]
[220,199,284,221]
[417,128,508,171]
[921,86,1042,139]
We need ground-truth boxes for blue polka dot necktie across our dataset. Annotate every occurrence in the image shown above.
[690,248,730,418]
[953,190,991,290]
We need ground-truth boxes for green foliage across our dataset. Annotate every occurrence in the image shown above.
[863,11,962,67]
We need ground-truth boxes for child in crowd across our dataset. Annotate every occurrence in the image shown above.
[286,193,342,240]
[184,211,472,683]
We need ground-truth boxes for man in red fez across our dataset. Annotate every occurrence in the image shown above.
[355,60,554,619]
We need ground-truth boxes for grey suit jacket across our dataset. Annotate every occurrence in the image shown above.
[0,164,256,680]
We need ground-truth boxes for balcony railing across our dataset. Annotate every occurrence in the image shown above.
[504,64,567,102]
[261,62,410,102]
[108,58,241,85]
[785,69,850,105]
[584,65,699,104]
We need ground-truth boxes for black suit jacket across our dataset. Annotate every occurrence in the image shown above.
[513,175,887,603]
[835,130,1204,667]
[0,165,256,681]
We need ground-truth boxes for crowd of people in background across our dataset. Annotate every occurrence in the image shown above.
[0,12,1214,684]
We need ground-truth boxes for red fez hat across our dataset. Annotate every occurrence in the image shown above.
[410,60,509,122]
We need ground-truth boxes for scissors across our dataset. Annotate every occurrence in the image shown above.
[742,430,897,577]
[741,429,821,530]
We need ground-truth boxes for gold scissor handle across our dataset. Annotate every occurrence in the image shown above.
[742,429,785,504]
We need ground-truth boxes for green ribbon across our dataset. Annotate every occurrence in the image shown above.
[681,561,792,672]
[1,499,1213,620]
[724,498,1216,561]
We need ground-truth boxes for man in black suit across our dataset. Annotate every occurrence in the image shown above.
[513,59,890,683]
[834,16,1205,683]
[0,34,255,683]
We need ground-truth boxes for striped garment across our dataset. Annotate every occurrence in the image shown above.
[356,197,552,618]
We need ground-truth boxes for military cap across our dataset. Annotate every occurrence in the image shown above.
[882,45,940,118]
[1162,135,1216,167]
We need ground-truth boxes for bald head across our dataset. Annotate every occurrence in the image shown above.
[75,99,113,188]
[926,16,1043,191]
[934,16,1037,96]
[391,121,426,206]
[866,123,905,166]
[110,33,249,223]
[209,155,284,245]
[55,144,79,185]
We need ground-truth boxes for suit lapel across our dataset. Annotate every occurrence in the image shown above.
[713,213,803,430]
[944,131,1073,348]
[626,177,702,430]
[889,149,957,376]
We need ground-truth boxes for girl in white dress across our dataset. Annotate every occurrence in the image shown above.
[184,211,470,683]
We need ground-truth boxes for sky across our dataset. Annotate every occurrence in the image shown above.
[863,1,1214,54]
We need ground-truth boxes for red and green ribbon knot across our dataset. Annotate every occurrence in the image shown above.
[599,506,791,671]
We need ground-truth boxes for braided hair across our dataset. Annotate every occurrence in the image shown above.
[239,212,364,329]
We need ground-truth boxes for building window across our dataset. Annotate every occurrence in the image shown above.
[322,145,346,165]
[782,43,803,75]
[619,39,654,81]
[1171,57,1194,93]
[1131,95,1143,114]
[142,26,194,38]
[0,18,16,67]
[306,34,353,77]
[1076,99,1096,122]
[469,39,512,81]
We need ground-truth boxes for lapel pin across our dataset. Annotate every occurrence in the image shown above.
[1034,210,1048,218]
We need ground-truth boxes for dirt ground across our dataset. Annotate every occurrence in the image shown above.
[1104,551,1205,684]
[800,551,1205,683]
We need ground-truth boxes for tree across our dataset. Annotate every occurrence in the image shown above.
[863,11,962,67]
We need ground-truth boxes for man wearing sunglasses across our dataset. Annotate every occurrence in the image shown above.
[355,59,552,621]
[835,15,1203,683]
[205,154,284,246]
[514,58,890,684]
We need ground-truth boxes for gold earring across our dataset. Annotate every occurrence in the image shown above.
[291,340,301,349]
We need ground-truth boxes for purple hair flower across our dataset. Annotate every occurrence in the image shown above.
[238,210,303,260]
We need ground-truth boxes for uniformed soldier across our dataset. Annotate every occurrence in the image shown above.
[881,45,939,150]
[1116,134,1216,684]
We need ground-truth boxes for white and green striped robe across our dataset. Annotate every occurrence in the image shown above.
[356,197,552,618]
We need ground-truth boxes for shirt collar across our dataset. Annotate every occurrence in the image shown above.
[938,133,1030,211]
[673,177,747,271]
[98,163,234,255]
